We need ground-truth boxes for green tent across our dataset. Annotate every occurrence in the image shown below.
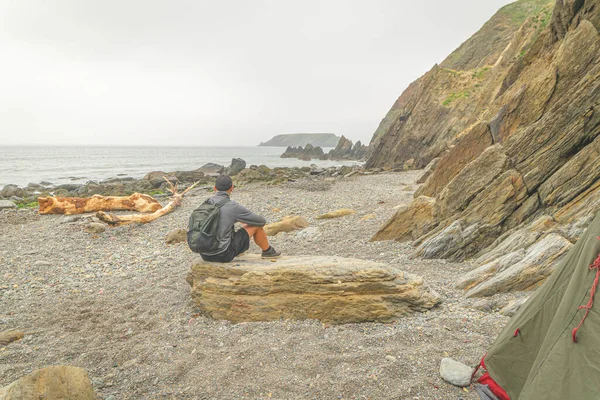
[483,212,600,399]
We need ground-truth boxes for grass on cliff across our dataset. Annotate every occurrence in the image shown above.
[442,90,471,106]
[500,0,554,27]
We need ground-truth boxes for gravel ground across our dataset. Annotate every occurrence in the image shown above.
[0,171,521,399]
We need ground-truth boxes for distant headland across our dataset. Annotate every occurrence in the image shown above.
[259,133,340,148]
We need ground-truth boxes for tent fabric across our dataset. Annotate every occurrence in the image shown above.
[484,212,600,399]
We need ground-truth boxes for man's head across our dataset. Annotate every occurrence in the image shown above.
[215,174,234,193]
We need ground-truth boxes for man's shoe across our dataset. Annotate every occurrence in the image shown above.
[261,246,281,259]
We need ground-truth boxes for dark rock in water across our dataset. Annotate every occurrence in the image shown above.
[27,183,44,189]
[328,136,368,161]
[1,185,24,198]
[310,169,325,175]
[225,158,246,176]
[197,163,225,175]
[40,181,53,186]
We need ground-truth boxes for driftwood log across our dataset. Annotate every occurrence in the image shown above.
[97,179,199,226]
[38,193,162,215]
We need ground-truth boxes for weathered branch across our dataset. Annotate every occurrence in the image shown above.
[38,193,162,215]
[96,180,200,226]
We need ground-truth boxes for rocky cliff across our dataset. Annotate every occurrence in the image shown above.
[371,0,600,296]
[367,0,555,169]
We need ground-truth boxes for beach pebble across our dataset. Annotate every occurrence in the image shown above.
[165,228,187,245]
[84,222,106,234]
[440,358,473,387]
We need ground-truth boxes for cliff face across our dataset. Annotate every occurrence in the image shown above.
[372,0,600,297]
[366,0,555,169]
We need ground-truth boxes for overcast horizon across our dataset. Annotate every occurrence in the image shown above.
[0,0,514,147]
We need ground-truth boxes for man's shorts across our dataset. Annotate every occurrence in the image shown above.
[200,229,250,263]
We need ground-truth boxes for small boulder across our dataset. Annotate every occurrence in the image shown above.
[166,228,188,245]
[0,366,96,399]
[84,222,107,234]
[264,216,309,236]
[316,209,356,219]
[143,171,170,188]
[500,297,529,317]
[0,330,24,346]
[0,184,24,198]
[197,163,225,175]
[0,200,17,210]
[440,358,474,387]
[225,158,247,176]
[295,227,322,240]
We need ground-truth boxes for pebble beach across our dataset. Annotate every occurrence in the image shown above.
[0,171,522,399]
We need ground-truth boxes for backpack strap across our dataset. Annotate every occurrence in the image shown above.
[214,198,230,208]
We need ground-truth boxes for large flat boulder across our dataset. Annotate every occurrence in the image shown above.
[186,255,440,324]
[0,366,96,400]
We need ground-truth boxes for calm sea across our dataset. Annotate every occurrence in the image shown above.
[0,146,362,188]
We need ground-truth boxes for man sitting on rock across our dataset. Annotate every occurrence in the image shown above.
[199,175,281,262]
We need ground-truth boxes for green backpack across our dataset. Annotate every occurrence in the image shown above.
[187,198,230,253]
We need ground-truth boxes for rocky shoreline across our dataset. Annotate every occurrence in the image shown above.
[0,157,386,210]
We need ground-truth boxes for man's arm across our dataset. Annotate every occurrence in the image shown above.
[233,203,267,227]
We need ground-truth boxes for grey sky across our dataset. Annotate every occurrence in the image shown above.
[0,0,513,147]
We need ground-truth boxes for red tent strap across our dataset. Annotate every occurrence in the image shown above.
[470,354,486,383]
[513,328,520,337]
[572,244,600,343]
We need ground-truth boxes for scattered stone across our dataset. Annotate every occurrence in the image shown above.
[264,216,309,236]
[471,298,498,313]
[439,358,474,387]
[295,227,322,240]
[0,366,96,399]
[0,330,24,346]
[84,222,107,234]
[165,228,188,245]
[34,260,52,267]
[385,355,397,362]
[187,255,441,324]
[359,214,376,221]
[61,215,83,224]
[500,297,529,317]
[0,200,17,210]
[316,209,356,219]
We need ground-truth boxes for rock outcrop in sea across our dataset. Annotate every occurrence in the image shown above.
[280,135,368,161]
[370,0,600,296]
